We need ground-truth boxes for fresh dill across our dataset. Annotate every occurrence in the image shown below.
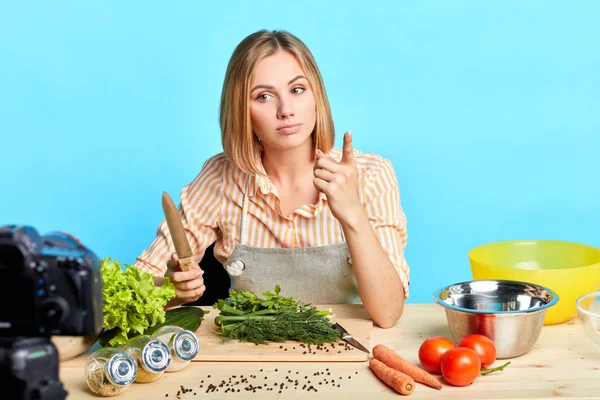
[213,285,342,344]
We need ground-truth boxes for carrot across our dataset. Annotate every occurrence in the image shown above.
[373,344,442,390]
[369,358,415,395]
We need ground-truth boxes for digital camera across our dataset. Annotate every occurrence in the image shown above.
[0,225,102,336]
[0,225,103,400]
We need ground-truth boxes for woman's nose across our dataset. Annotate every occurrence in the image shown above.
[277,99,294,119]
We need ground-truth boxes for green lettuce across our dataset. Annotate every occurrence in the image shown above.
[100,257,176,346]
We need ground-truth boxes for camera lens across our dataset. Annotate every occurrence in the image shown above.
[39,297,69,328]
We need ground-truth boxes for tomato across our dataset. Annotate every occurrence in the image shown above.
[459,334,497,367]
[440,347,481,386]
[418,336,456,374]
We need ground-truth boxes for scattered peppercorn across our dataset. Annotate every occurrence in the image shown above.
[164,365,360,397]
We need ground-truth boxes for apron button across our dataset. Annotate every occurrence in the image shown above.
[225,260,245,276]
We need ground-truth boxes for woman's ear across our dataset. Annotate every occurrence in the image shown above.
[253,134,263,150]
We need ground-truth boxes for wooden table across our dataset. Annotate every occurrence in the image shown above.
[59,304,600,399]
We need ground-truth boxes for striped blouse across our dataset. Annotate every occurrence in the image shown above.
[134,148,410,298]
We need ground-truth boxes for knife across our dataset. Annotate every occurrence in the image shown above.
[162,191,194,272]
[332,322,370,354]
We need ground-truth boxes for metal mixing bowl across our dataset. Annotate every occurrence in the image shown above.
[433,280,558,359]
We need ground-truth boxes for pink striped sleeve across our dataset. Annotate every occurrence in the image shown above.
[134,155,224,276]
[362,156,410,298]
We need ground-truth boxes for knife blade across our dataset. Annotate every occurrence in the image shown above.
[162,191,194,272]
[332,322,370,354]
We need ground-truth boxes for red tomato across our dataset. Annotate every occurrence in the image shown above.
[441,347,481,386]
[418,336,456,374]
[459,334,497,367]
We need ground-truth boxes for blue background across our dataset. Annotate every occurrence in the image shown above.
[1,1,599,303]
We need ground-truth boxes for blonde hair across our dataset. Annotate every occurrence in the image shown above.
[219,30,335,175]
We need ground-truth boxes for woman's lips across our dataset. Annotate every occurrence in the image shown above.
[277,123,302,135]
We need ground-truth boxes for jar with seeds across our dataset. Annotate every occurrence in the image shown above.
[121,335,171,383]
[85,347,137,397]
[150,325,199,372]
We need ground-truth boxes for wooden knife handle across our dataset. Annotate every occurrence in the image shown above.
[177,256,194,272]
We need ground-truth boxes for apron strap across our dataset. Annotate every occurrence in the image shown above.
[225,175,251,277]
[239,175,251,246]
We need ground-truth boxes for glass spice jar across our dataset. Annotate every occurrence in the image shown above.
[85,347,137,397]
[121,335,171,383]
[150,325,199,372]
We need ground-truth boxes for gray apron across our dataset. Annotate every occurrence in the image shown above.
[225,177,360,304]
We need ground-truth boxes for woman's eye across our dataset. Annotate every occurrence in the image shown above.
[257,93,271,102]
[292,87,305,95]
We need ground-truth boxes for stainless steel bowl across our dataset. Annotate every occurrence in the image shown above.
[433,280,558,359]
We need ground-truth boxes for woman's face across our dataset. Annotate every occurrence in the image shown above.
[249,51,316,153]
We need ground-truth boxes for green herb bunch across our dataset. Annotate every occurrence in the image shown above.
[213,285,342,344]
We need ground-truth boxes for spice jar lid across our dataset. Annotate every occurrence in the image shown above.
[105,352,137,386]
[173,330,199,361]
[142,339,172,372]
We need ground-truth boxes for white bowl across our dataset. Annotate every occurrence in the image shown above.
[575,291,600,349]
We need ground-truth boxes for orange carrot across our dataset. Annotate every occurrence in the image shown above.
[373,344,442,390]
[369,358,416,395]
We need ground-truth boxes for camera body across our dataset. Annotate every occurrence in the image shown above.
[0,225,103,337]
[0,225,104,400]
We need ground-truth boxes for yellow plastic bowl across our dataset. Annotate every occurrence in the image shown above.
[469,240,600,325]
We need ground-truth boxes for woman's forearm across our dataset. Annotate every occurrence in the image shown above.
[341,209,405,328]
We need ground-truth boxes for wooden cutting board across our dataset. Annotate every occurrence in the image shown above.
[192,304,372,362]
[51,335,98,362]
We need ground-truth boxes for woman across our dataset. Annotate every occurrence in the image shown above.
[135,30,409,328]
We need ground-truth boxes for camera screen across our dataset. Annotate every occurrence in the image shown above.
[0,244,37,326]
[0,245,24,271]
[0,271,36,323]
